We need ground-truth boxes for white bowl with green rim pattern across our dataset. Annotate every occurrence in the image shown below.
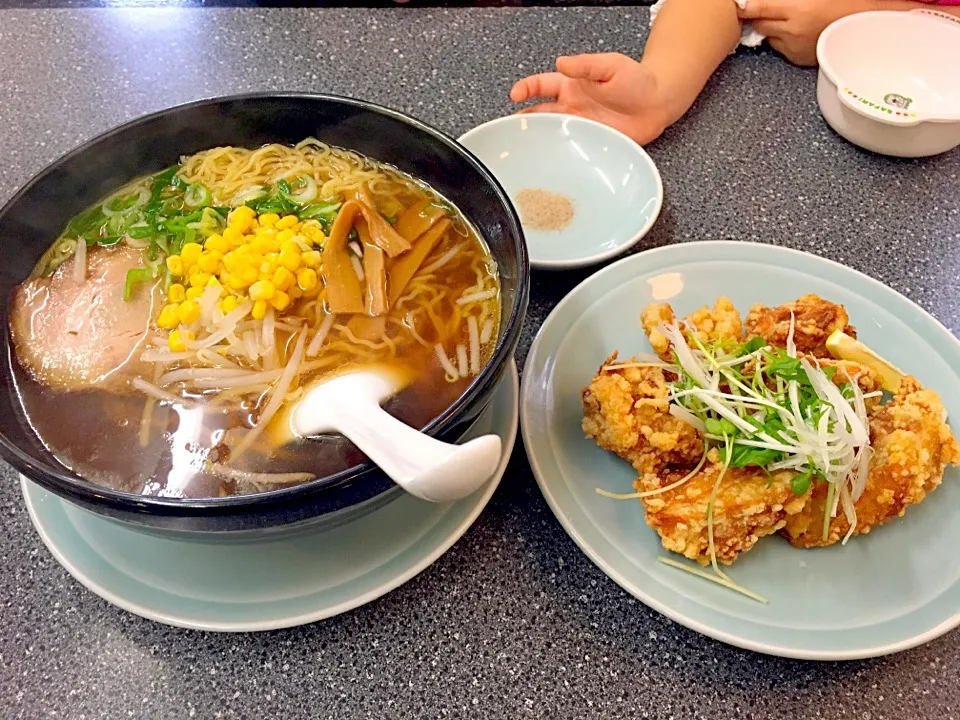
[817,10,960,157]
[521,242,960,659]
[459,114,663,269]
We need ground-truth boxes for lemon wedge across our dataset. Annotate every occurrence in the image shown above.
[825,330,904,393]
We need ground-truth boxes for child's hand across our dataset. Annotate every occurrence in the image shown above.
[738,0,872,66]
[510,53,669,146]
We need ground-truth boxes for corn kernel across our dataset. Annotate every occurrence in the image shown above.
[177,300,200,325]
[275,229,295,244]
[228,214,254,234]
[300,220,324,241]
[288,286,303,301]
[197,252,221,274]
[189,272,212,288]
[258,213,280,228]
[238,265,258,285]
[204,234,228,253]
[157,304,180,329]
[278,250,301,272]
[232,205,256,221]
[253,236,277,255]
[227,274,249,291]
[301,250,321,268]
[165,255,184,276]
[270,290,291,312]
[206,275,222,289]
[220,295,240,314]
[180,243,203,267]
[275,214,299,230]
[167,283,186,303]
[272,266,295,292]
[222,227,244,245]
[167,329,195,353]
[186,286,205,301]
[297,268,318,292]
[259,259,278,278]
[251,300,268,320]
[249,280,276,302]
[279,240,300,256]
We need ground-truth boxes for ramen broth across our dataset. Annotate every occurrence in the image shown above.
[9,139,501,498]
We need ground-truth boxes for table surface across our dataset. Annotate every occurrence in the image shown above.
[1,7,958,720]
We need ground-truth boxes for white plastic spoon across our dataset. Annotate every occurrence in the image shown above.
[271,364,502,503]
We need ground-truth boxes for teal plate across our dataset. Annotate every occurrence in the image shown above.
[521,243,960,660]
[22,361,518,632]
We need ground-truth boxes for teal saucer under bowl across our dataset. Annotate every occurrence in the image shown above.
[22,361,519,632]
[521,242,960,660]
[459,114,663,269]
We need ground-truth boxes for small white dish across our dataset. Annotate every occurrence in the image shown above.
[459,114,663,269]
[817,10,960,157]
[20,361,518,632]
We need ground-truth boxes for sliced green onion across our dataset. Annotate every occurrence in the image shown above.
[102,186,150,217]
[298,201,341,220]
[123,267,155,301]
[281,176,318,205]
[127,223,153,239]
[183,183,212,209]
[234,186,268,206]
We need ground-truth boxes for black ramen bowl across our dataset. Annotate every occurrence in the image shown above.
[0,93,528,536]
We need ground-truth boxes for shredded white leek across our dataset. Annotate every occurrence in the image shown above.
[656,557,768,603]
[599,311,876,602]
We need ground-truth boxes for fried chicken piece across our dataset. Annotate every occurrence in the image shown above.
[641,297,744,361]
[745,294,854,357]
[581,353,702,475]
[637,456,811,565]
[782,376,960,548]
[640,304,676,359]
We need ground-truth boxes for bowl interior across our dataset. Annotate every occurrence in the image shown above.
[459,114,662,268]
[0,94,528,512]
[820,12,960,118]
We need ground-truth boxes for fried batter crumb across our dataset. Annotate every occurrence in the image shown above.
[582,353,702,476]
[641,297,744,360]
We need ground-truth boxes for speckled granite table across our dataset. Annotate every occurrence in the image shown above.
[1,7,958,720]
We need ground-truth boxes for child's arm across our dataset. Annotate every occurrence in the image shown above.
[642,0,743,128]
[739,0,960,66]
[509,0,742,144]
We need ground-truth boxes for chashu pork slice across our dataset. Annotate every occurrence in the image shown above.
[10,245,160,391]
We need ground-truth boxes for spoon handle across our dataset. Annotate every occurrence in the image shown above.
[334,403,502,503]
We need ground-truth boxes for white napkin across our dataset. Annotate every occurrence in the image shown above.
[649,0,765,52]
